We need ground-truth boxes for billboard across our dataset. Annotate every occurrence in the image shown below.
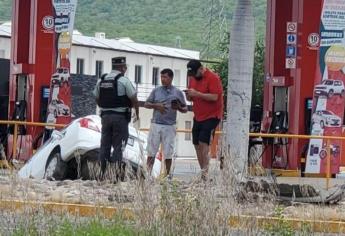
[45,0,77,129]
[306,0,345,174]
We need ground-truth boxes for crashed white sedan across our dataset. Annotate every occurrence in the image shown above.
[18,115,161,180]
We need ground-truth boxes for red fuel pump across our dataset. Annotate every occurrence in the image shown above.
[7,0,76,161]
[262,0,324,173]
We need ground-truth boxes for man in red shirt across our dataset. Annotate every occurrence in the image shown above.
[185,59,223,181]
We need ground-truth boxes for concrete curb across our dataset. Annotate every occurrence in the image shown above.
[229,215,345,234]
[0,199,134,219]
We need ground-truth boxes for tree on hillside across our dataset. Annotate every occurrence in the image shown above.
[225,0,255,180]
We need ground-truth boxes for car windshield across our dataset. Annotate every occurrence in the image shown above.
[322,80,333,85]
[322,111,332,115]
[57,68,64,73]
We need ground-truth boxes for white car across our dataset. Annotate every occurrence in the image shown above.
[51,67,70,87]
[312,110,341,128]
[314,79,345,98]
[48,99,70,117]
[18,115,161,180]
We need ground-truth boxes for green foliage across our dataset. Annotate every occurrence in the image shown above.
[14,218,137,236]
[252,39,265,106]
[0,0,266,52]
[212,35,265,107]
[265,206,294,236]
[0,0,11,22]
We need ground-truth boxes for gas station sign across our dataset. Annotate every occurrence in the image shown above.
[287,22,297,33]
[286,22,297,69]
[286,45,296,57]
[285,58,296,69]
[308,33,320,49]
[44,0,77,139]
[287,34,297,45]
[306,0,345,174]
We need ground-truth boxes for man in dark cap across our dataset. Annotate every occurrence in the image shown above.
[93,56,139,179]
[185,59,223,181]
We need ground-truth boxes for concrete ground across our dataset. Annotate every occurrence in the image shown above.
[172,158,200,180]
[275,177,345,191]
[2,157,344,191]
[172,158,345,190]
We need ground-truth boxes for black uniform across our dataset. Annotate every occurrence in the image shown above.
[95,68,133,178]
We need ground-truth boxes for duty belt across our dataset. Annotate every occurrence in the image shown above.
[100,110,127,117]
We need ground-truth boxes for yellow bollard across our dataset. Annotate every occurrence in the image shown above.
[326,138,331,190]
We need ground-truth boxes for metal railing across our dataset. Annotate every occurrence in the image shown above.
[1,120,344,188]
[0,120,66,160]
[248,132,345,189]
[140,130,344,189]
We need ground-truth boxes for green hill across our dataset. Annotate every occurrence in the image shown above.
[0,0,266,54]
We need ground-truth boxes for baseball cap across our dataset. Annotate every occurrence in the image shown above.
[112,57,126,66]
[187,59,202,76]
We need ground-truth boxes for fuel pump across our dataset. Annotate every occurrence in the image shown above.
[7,74,32,161]
[269,86,289,168]
[7,0,77,163]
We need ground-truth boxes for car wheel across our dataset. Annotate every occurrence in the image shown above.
[320,120,325,128]
[341,90,345,97]
[328,89,334,98]
[127,160,145,180]
[78,149,100,180]
[319,149,327,159]
[45,151,67,180]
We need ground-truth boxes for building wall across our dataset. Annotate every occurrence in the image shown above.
[139,107,196,158]
[0,37,11,59]
[70,46,190,97]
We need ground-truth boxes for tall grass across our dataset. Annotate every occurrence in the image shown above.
[0,129,342,235]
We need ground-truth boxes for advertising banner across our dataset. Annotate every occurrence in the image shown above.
[306,0,345,174]
[45,0,77,129]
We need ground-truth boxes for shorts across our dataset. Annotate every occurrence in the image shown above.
[147,123,176,159]
[192,118,220,145]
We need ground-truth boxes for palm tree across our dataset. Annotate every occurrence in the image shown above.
[225,0,255,180]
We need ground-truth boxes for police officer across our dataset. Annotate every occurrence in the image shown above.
[93,57,139,178]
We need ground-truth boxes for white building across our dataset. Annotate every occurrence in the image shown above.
[0,22,198,158]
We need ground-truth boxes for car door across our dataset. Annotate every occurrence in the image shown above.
[334,81,341,93]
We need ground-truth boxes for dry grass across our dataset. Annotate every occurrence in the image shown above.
[0,135,343,235]
[0,157,279,235]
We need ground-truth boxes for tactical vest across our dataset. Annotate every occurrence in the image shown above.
[98,73,132,109]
